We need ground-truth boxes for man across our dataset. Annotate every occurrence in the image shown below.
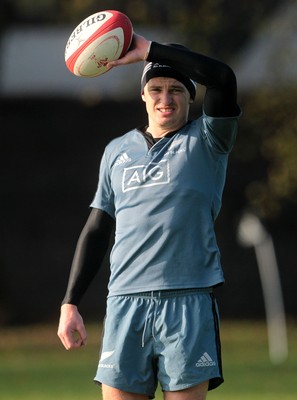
[58,33,241,400]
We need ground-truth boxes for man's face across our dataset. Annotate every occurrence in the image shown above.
[142,77,192,137]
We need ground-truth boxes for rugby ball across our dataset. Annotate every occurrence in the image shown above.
[65,10,133,77]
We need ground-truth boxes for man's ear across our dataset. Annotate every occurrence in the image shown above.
[141,92,146,102]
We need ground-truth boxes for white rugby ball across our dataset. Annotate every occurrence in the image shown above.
[65,10,133,77]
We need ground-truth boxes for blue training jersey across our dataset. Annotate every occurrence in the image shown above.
[91,112,240,296]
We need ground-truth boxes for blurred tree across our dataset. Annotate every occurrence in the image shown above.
[235,87,297,221]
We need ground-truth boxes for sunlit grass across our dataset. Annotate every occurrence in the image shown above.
[0,320,296,399]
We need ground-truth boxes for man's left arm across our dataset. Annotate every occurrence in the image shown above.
[107,33,240,118]
[146,41,240,118]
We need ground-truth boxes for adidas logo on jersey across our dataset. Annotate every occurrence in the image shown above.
[196,352,216,367]
[115,152,131,166]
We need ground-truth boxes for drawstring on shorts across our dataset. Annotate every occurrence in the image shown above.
[142,297,153,347]
[141,292,160,347]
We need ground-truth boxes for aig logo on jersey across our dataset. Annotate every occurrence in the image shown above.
[122,160,170,192]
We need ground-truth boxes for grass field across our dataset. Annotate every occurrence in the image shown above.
[0,320,296,399]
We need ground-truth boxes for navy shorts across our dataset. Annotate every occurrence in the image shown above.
[94,289,223,398]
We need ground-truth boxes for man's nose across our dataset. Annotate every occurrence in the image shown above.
[160,91,172,104]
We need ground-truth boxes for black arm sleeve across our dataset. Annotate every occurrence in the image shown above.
[147,42,240,118]
[62,208,115,306]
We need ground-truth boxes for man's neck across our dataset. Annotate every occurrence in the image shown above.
[146,121,188,138]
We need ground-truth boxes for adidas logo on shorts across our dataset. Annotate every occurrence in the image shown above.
[196,352,216,367]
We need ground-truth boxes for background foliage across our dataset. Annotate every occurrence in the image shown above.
[1,0,282,57]
[2,0,296,222]
[237,88,297,220]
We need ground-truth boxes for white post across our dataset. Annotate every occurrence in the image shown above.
[237,212,288,364]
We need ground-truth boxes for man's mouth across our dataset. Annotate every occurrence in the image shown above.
[158,107,174,113]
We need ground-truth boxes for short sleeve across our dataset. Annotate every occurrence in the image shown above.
[90,151,115,219]
[202,110,241,154]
